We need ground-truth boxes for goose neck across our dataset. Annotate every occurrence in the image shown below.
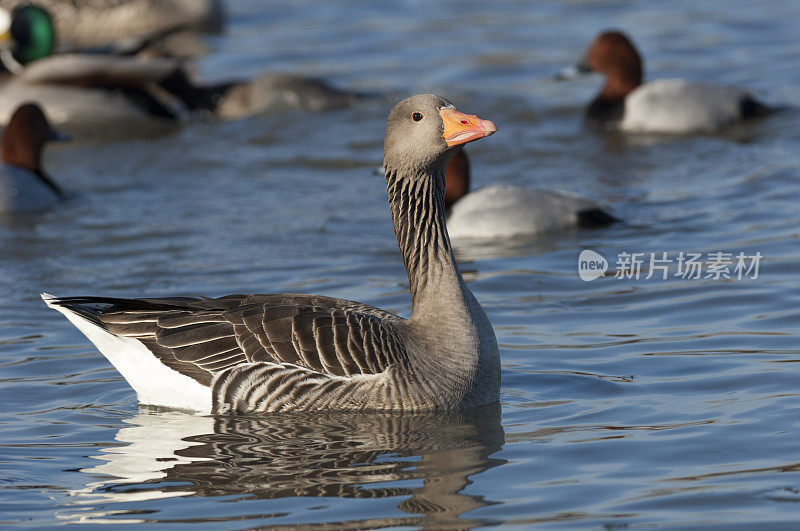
[385,165,463,317]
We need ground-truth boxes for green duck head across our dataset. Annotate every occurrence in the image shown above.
[1,5,55,66]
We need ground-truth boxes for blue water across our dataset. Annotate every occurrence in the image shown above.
[2,0,800,527]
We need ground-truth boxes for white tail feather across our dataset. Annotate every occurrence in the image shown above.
[42,293,211,413]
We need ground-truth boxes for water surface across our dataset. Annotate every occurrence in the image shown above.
[1,0,799,527]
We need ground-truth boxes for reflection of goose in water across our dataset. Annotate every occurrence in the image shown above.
[64,404,505,527]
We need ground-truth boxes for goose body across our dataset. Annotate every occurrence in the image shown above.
[44,94,501,414]
[571,31,771,134]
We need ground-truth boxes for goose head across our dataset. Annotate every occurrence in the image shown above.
[383,94,496,175]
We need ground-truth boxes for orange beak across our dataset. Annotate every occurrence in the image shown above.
[439,107,497,147]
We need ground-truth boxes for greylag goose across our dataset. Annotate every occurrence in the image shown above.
[560,30,773,133]
[444,150,617,239]
[43,94,501,414]
[0,103,67,213]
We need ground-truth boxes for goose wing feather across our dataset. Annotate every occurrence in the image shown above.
[52,295,408,387]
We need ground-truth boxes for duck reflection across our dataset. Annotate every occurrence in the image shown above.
[68,404,505,526]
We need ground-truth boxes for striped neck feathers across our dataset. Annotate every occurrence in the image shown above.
[385,165,461,311]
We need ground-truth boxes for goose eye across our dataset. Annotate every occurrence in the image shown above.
[411,112,424,122]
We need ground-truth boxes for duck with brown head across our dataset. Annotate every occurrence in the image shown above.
[562,30,774,133]
[43,94,501,414]
[444,149,618,240]
[579,31,642,127]
[0,102,67,213]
